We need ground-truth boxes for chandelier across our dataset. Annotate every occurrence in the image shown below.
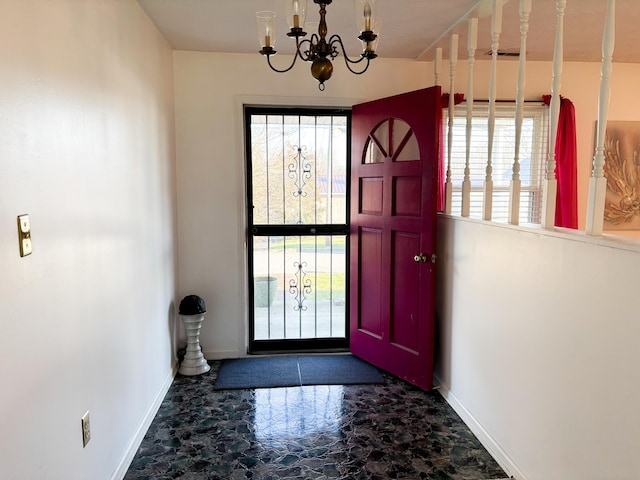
[256,0,380,91]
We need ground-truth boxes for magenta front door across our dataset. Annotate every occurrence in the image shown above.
[350,87,441,390]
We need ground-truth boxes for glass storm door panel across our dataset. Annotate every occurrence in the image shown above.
[246,108,350,353]
[350,87,441,391]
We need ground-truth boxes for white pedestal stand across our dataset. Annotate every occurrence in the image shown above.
[178,313,210,376]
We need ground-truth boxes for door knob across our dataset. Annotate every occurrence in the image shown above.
[413,253,437,263]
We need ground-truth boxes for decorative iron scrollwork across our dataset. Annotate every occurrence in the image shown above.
[288,145,312,198]
[289,261,312,311]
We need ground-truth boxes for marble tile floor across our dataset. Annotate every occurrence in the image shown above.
[125,360,510,480]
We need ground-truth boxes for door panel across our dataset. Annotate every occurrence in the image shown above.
[350,87,441,390]
[391,231,421,353]
[357,228,383,338]
[394,176,422,216]
[360,177,384,215]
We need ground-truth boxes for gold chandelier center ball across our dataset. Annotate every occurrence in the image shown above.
[311,57,333,84]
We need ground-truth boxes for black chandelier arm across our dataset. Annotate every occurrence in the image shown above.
[328,34,373,75]
[341,54,372,75]
[297,37,316,61]
[263,36,319,73]
[328,35,366,64]
[264,50,299,74]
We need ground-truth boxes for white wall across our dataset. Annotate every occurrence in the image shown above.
[435,216,640,480]
[174,53,640,358]
[0,1,177,479]
[433,59,640,478]
[172,51,640,480]
[173,51,431,358]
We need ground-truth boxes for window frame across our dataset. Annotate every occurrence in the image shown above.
[443,101,549,224]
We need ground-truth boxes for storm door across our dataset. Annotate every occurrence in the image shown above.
[246,107,350,353]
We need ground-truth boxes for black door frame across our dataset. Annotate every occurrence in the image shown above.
[245,106,352,354]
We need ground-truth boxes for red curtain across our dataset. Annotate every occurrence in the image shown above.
[438,93,465,211]
[541,95,578,228]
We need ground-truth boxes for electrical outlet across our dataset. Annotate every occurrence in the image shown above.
[81,411,91,448]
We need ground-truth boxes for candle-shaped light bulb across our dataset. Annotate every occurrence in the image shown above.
[364,2,372,31]
[293,0,300,28]
[265,23,271,47]
[256,11,276,49]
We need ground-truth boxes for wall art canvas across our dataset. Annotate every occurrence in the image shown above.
[603,121,640,230]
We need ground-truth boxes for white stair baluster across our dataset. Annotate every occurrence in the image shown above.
[586,0,615,235]
[541,0,566,229]
[483,0,503,221]
[444,34,459,215]
[509,0,532,225]
[434,47,442,86]
[462,18,478,218]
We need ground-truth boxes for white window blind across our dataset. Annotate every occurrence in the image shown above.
[442,102,549,224]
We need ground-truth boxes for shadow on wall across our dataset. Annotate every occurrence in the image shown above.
[433,216,455,386]
[167,300,177,368]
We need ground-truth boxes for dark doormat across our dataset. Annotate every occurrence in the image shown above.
[213,354,385,390]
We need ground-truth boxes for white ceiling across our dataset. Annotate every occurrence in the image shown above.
[137,0,640,64]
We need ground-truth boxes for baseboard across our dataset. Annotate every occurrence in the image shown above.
[434,375,527,480]
[110,367,176,480]
[203,349,240,360]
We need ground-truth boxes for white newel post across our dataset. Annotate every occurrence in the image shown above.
[462,18,477,218]
[444,34,458,215]
[541,0,566,229]
[483,0,502,221]
[586,0,615,236]
[509,0,532,225]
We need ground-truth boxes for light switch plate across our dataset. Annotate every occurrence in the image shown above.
[17,214,32,257]
[81,411,91,447]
